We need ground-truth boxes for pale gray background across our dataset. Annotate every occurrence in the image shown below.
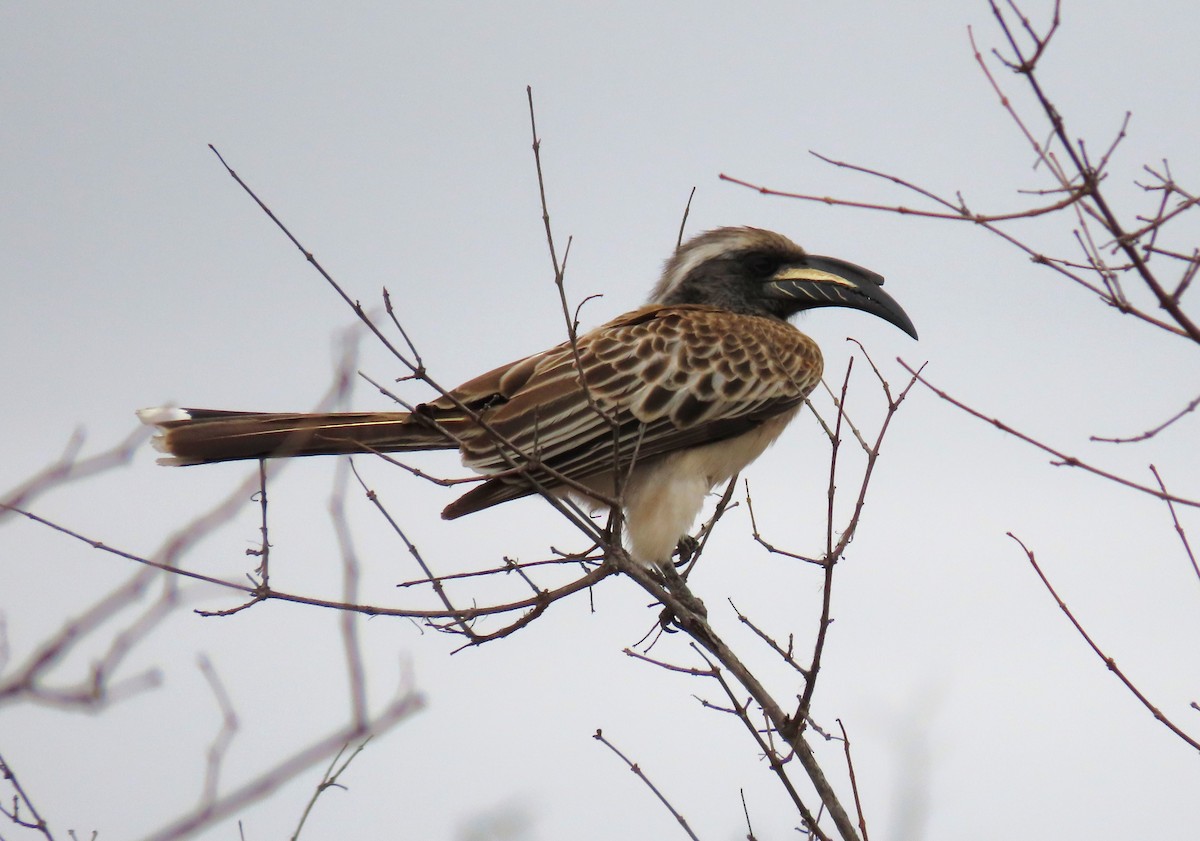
[3,2,1199,839]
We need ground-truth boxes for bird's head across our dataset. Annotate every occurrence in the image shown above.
[651,227,918,339]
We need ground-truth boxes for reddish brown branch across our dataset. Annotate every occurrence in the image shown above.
[592,729,700,841]
[1149,465,1200,586]
[728,600,808,677]
[837,720,870,841]
[899,362,1199,509]
[983,2,1200,342]
[0,500,615,629]
[1090,393,1200,444]
[719,170,1082,223]
[1008,533,1200,752]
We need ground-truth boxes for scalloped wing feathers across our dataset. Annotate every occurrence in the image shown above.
[437,304,822,517]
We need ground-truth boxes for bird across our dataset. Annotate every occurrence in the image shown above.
[138,227,916,568]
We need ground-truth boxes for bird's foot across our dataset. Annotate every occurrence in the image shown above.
[654,560,707,631]
[673,534,700,567]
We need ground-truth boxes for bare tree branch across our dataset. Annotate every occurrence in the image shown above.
[593,729,701,841]
[1008,533,1200,752]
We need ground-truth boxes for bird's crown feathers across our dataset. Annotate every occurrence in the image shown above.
[650,227,808,312]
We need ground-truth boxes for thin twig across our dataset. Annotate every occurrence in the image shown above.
[608,548,859,841]
[348,460,478,641]
[745,478,822,564]
[718,169,1083,224]
[794,360,855,723]
[525,87,630,540]
[985,2,1200,342]
[330,457,368,729]
[139,691,422,841]
[198,655,239,808]
[394,553,601,589]
[1,426,145,523]
[691,647,831,841]
[729,599,807,676]
[0,751,56,840]
[836,719,870,841]
[676,187,696,251]
[0,500,613,627]
[1090,393,1200,444]
[1149,465,1199,586]
[250,460,271,586]
[740,789,757,841]
[208,143,616,540]
[291,739,372,841]
[1008,533,1200,752]
[593,729,700,841]
[680,474,740,576]
[899,361,1199,509]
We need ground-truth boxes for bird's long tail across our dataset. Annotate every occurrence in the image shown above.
[136,407,459,465]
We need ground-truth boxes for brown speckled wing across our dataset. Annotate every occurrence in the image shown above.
[435,304,823,518]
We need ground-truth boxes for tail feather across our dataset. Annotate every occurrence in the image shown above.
[136,407,459,465]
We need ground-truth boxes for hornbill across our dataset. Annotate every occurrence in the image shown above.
[139,227,917,567]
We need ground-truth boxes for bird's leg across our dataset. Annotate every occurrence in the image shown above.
[654,559,707,631]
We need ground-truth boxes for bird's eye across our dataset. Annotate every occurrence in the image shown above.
[742,253,780,277]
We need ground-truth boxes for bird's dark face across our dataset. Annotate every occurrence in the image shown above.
[653,227,918,339]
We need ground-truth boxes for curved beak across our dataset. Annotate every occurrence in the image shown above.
[767,255,918,339]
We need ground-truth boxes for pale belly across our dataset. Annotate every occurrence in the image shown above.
[567,407,801,564]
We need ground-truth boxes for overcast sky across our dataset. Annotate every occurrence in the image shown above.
[3,2,1199,840]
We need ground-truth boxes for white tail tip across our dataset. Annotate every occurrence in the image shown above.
[136,406,192,426]
[136,406,192,461]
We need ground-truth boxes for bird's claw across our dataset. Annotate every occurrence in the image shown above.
[673,534,700,567]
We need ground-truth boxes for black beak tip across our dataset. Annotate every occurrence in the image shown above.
[869,288,918,340]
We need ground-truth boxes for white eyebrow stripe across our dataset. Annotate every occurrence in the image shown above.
[652,231,767,303]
